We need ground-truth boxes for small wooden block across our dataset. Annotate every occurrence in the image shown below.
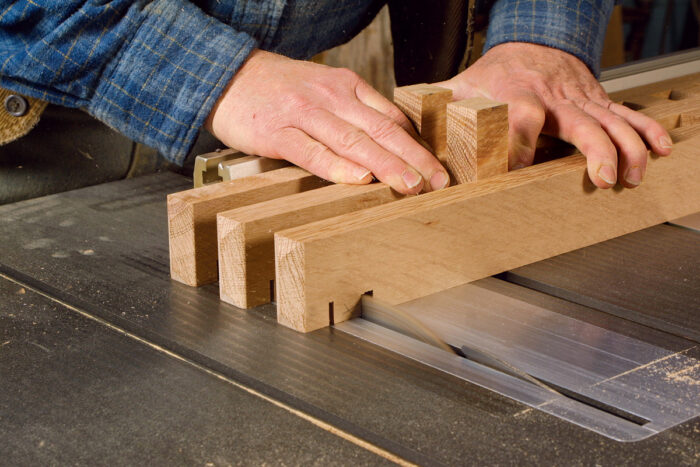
[446,98,509,183]
[393,84,452,161]
[168,167,328,287]
[217,183,401,309]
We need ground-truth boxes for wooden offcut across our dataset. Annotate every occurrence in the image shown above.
[275,128,700,332]
[168,167,328,286]
[393,84,452,161]
[446,98,509,183]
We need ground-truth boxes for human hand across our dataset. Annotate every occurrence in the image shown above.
[205,49,450,194]
[435,42,673,189]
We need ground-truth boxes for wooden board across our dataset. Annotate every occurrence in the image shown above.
[275,128,700,332]
[217,183,402,308]
[168,167,327,286]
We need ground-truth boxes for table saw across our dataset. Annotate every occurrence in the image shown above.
[1,53,699,465]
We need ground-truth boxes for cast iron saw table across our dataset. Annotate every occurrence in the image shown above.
[0,171,698,466]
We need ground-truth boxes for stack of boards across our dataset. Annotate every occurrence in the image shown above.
[168,74,700,333]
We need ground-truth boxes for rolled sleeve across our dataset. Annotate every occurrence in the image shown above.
[88,1,257,164]
[483,0,614,76]
[0,0,258,165]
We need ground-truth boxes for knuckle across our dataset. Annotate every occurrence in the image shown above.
[367,117,401,141]
[300,140,329,166]
[385,106,410,126]
[283,92,314,113]
[369,152,398,176]
[335,67,361,83]
[598,112,626,128]
[510,100,545,129]
[338,127,367,152]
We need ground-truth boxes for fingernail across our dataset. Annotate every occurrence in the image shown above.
[659,136,673,149]
[598,165,616,185]
[430,171,449,191]
[402,169,423,189]
[355,168,372,181]
[511,162,526,170]
[625,166,642,186]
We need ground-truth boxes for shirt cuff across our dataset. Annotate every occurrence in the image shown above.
[87,0,257,164]
[483,0,614,77]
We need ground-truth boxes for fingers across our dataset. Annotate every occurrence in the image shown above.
[608,102,673,156]
[341,102,450,192]
[354,80,416,135]
[502,91,546,169]
[581,102,648,188]
[354,81,449,188]
[296,108,429,194]
[271,127,373,185]
[545,100,619,189]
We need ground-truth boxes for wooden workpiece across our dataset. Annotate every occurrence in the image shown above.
[168,167,328,286]
[446,98,509,183]
[275,126,700,332]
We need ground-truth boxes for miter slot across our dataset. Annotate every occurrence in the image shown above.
[540,382,650,427]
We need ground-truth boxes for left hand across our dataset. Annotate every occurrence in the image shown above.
[435,42,673,189]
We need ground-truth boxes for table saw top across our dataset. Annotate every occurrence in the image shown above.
[1,172,698,465]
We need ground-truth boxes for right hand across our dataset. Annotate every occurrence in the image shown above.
[205,49,450,194]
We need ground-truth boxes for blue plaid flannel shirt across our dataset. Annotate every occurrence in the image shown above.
[0,0,613,164]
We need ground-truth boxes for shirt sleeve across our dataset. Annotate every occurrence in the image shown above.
[482,0,615,77]
[0,1,258,164]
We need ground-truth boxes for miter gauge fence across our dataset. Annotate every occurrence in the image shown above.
[335,278,700,442]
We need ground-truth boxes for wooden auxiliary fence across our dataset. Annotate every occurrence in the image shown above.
[168,73,700,333]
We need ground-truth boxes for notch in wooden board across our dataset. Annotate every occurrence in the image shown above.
[168,166,328,287]
[274,129,700,333]
[393,84,452,161]
[637,96,700,130]
[446,98,509,184]
[217,182,402,309]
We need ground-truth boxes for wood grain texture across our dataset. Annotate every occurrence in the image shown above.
[217,183,402,308]
[168,167,327,286]
[446,98,508,183]
[275,129,700,333]
[393,84,452,161]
